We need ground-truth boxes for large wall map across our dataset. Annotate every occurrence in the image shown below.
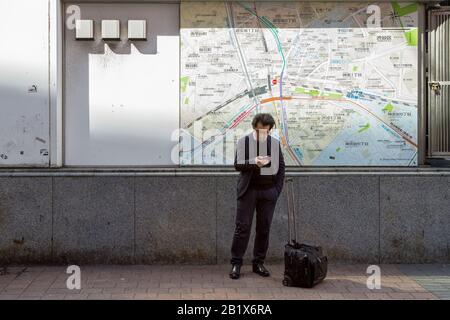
[180,1,418,166]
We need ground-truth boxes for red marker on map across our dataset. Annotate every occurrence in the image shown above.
[272,79,277,85]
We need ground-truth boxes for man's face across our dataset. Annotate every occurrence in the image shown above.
[254,123,271,140]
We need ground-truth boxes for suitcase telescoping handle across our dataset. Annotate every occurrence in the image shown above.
[285,177,298,245]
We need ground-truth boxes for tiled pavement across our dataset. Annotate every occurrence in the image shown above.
[0,264,448,300]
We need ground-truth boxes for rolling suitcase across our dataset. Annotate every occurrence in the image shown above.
[282,178,328,288]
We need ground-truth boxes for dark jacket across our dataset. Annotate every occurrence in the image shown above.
[234,133,285,199]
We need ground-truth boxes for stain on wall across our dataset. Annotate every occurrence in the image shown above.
[0,0,50,167]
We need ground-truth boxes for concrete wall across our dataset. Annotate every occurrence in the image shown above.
[0,0,429,168]
[0,0,51,166]
[1,171,449,265]
[64,3,180,166]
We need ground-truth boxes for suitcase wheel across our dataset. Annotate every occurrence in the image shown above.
[282,276,293,287]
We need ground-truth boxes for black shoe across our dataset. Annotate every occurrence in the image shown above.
[229,264,241,279]
[252,263,270,277]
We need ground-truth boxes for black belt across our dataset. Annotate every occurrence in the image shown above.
[249,183,275,190]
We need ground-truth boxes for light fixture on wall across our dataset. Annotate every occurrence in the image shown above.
[101,20,121,40]
[75,19,94,40]
[75,19,148,42]
[128,20,147,40]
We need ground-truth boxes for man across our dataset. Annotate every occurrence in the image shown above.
[230,113,285,279]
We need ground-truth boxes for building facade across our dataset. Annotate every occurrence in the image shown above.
[0,0,449,264]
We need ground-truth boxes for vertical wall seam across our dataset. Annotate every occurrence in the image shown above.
[178,2,182,169]
[215,176,218,265]
[378,176,381,265]
[133,174,136,263]
[50,176,54,261]
[48,0,51,167]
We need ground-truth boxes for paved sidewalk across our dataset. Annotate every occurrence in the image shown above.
[0,264,449,300]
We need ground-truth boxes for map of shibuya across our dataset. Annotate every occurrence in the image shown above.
[180,1,419,166]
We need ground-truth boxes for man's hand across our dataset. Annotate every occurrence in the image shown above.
[255,156,271,168]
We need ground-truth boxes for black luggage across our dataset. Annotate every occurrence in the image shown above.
[282,178,328,288]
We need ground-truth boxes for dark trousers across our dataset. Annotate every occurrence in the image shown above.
[230,184,279,265]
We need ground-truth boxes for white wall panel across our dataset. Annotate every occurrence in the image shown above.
[64,3,179,165]
[0,0,50,166]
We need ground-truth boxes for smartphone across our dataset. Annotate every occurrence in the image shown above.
[258,156,271,164]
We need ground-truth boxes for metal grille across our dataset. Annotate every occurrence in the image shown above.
[428,8,450,156]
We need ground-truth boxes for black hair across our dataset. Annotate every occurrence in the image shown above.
[251,113,276,130]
